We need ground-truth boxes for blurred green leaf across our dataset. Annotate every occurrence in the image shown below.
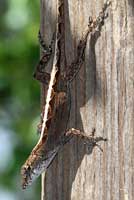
[0,0,40,198]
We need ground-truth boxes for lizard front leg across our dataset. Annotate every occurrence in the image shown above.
[66,0,111,82]
[65,128,107,151]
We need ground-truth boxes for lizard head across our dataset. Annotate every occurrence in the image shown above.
[21,153,47,190]
[21,163,42,190]
[21,148,59,189]
[21,164,32,189]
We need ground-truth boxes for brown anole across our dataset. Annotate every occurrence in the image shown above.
[21,0,111,189]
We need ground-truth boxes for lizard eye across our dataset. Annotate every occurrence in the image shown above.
[27,166,31,170]
[26,166,32,176]
[22,165,31,176]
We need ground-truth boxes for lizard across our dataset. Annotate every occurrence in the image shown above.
[21,0,111,189]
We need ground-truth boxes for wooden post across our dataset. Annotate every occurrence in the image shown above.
[40,0,134,199]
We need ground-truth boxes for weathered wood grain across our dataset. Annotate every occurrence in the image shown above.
[40,0,134,199]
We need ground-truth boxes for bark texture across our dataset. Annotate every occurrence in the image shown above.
[40,0,134,199]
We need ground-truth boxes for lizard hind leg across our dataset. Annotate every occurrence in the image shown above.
[38,30,55,54]
[33,31,56,84]
[66,1,111,82]
[33,69,50,85]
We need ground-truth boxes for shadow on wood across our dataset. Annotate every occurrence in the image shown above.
[41,0,109,199]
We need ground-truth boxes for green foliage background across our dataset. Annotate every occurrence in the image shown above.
[0,0,41,199]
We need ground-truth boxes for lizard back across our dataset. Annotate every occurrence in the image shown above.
[21,0,70,189]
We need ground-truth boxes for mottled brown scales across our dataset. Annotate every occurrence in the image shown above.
[21,0,111,189]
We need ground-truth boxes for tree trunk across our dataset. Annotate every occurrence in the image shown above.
[40,0,134,199]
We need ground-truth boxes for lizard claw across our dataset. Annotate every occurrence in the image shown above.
[83,132,107,153]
